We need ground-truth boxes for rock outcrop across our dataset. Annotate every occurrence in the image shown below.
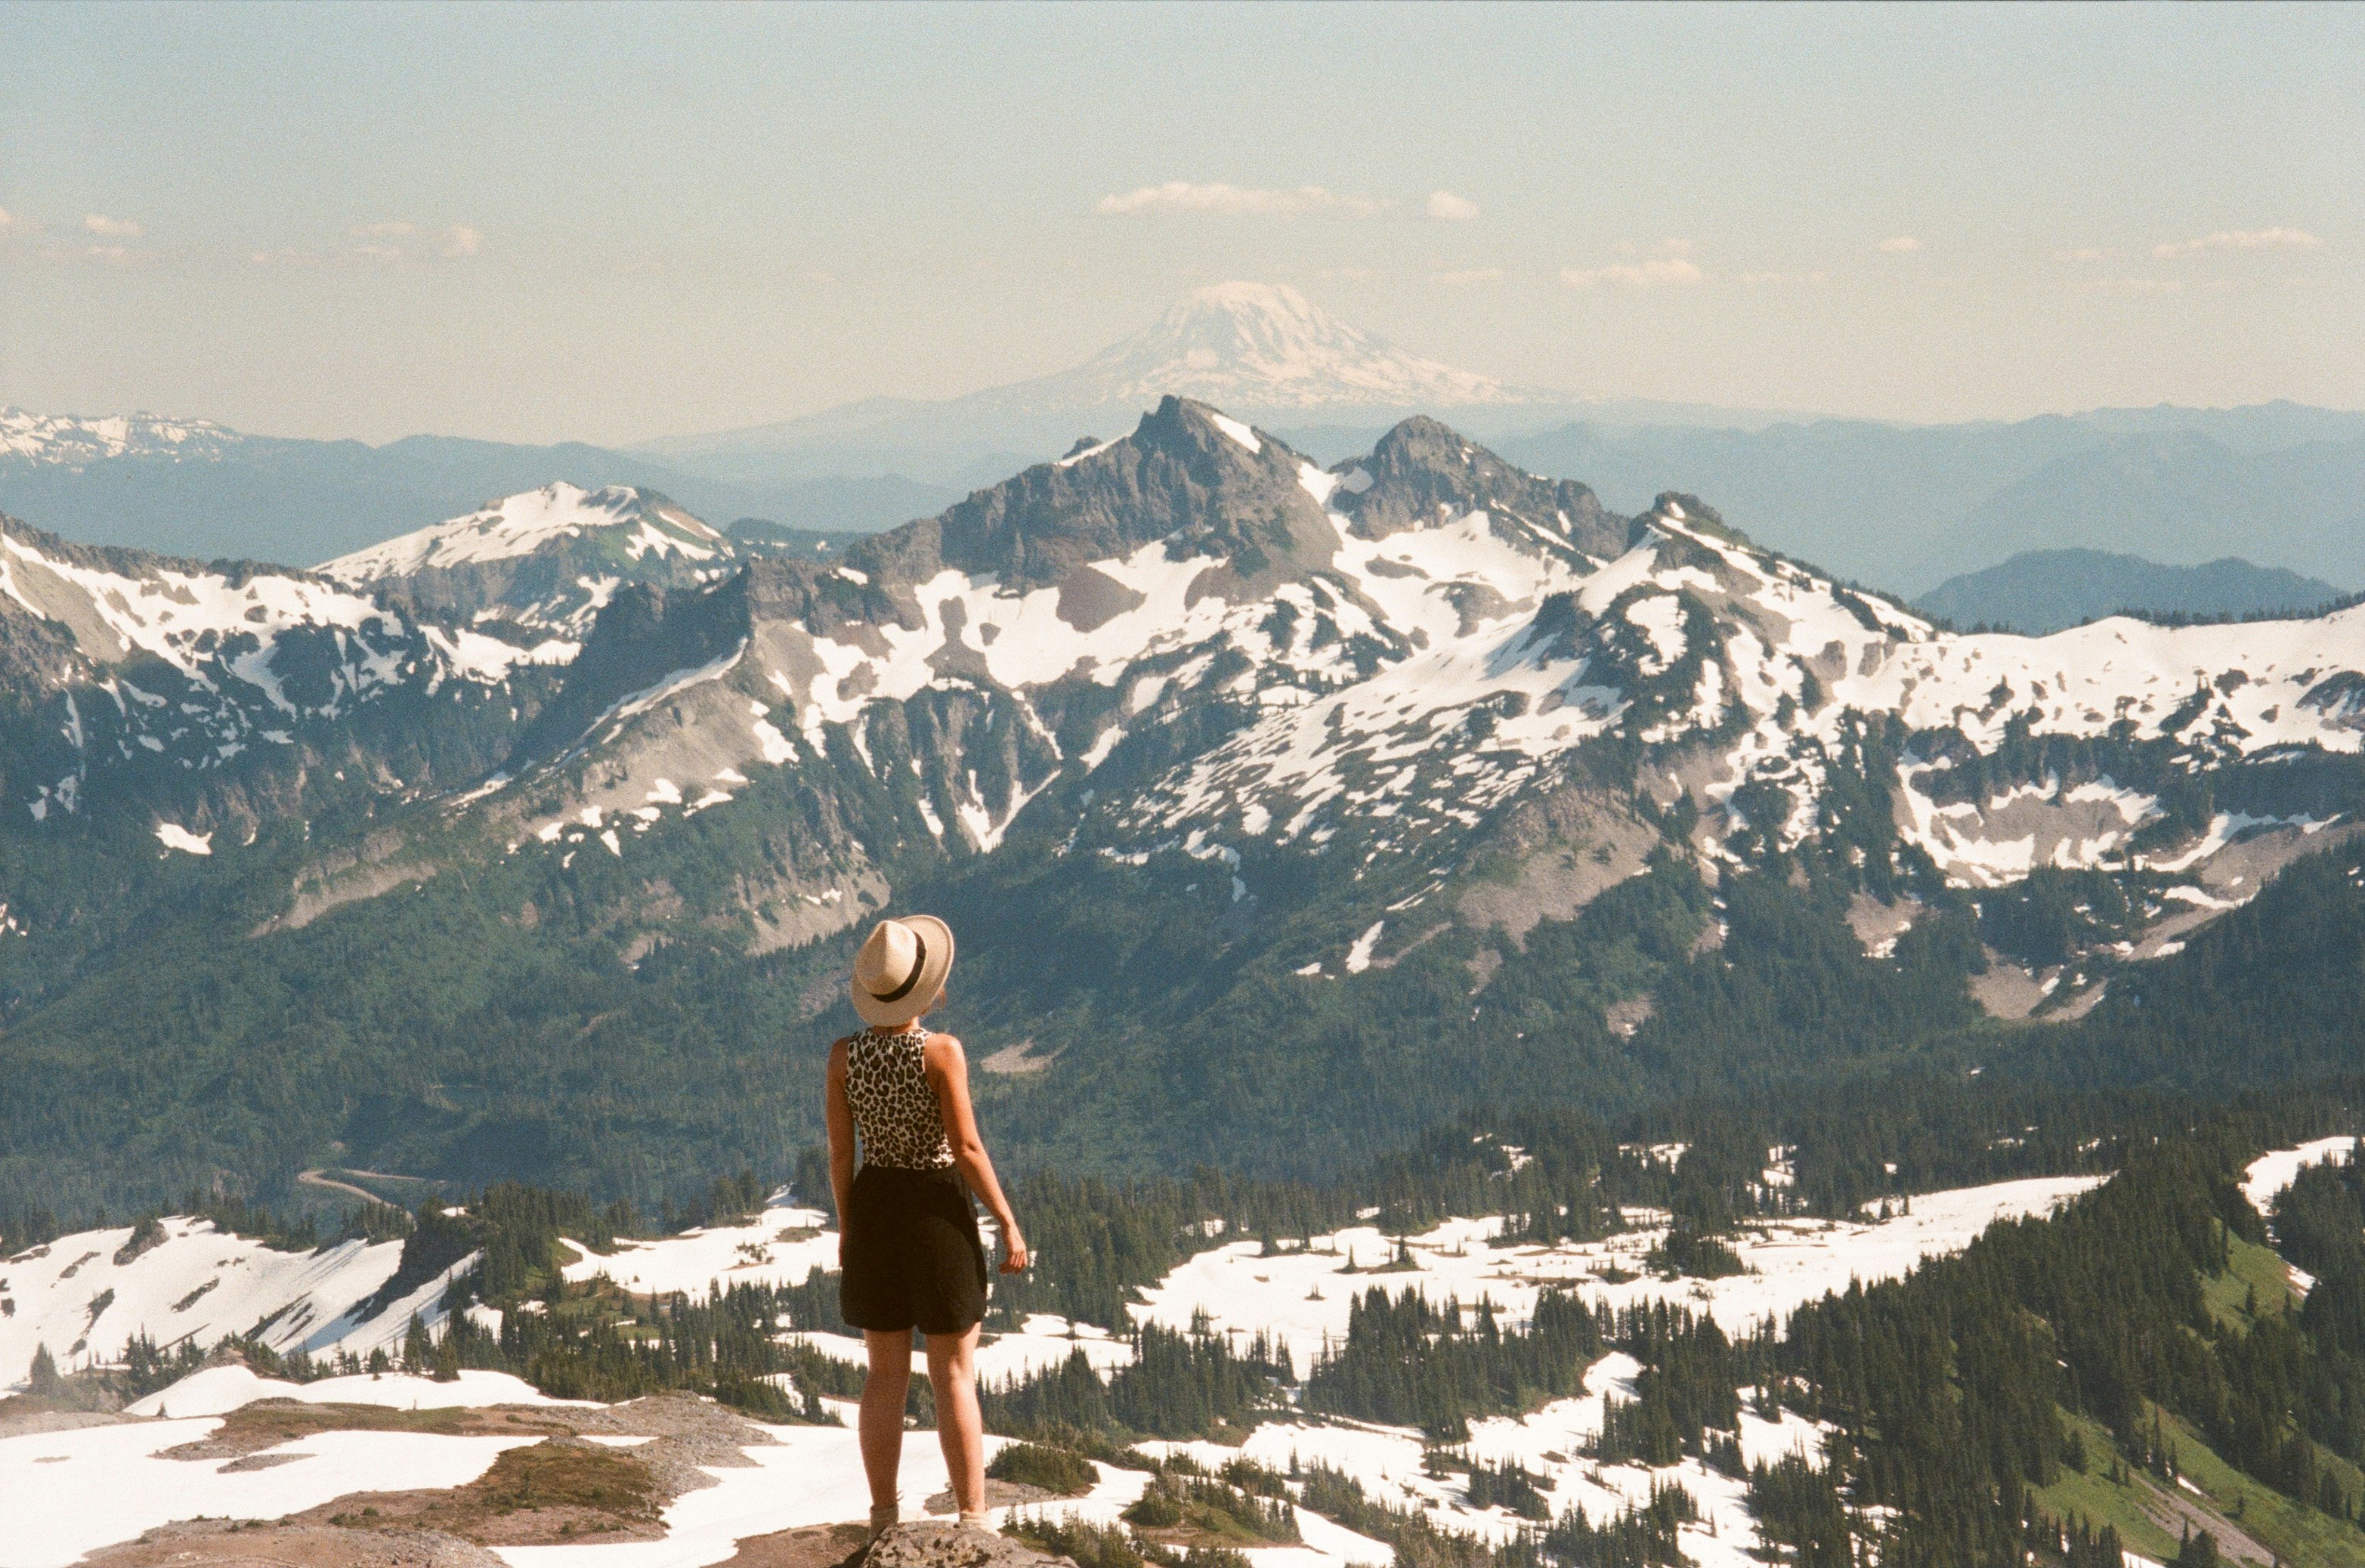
[866,1522,1077,1568]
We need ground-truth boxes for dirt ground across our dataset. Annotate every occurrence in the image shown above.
[80,1518,505,1568]
[714,1522,874,1568]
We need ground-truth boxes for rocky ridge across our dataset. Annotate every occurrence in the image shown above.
[14,394,2362,981]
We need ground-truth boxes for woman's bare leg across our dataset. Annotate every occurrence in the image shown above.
[860,1329,914,1523]
[925,1324,986,1520]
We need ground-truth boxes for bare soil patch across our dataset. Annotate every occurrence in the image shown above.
[715,1522,872,1568]
[292,1437,664,1546]
[159,1401,573,1462]
[80,1517,503,1568]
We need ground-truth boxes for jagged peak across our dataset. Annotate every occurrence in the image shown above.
[1333,415,1623,558]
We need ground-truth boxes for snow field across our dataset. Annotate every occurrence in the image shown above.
[11,1151,2344,1567]
[784,1313,1134,1386]
[2241,1136,2358,1226]
[1130,1173,2100,1373]
[531,1171,2100,1566]
[0,1216,439,1390]
[323,484,720,580]
[1,525,403,690]
[0,1418,540,1568]
[122,1365,585,1418]
[0,408,234,465]
[558,1204,838,1297]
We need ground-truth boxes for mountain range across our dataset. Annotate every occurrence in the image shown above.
[0,407,951,570]
[2,394,2360,1234]
[11,285,2365,622]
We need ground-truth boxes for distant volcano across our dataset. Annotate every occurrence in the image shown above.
[634,282,1548,484]
[975,280,1526,415]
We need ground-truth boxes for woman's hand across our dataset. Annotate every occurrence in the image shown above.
[1000,1226,1031,1274]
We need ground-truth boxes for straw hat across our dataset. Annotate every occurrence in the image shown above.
[850,915,954,1028]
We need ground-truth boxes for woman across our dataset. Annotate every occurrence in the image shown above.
[825,914,1030,1542]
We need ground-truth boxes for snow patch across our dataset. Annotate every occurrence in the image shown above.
[153,822,212,855]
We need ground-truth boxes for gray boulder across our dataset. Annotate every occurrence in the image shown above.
[867,1521,1077,1568]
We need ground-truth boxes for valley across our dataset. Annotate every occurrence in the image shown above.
[1,395,2363,1219]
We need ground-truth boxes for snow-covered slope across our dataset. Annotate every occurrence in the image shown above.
[0,512,559,824]
[484,400,2365,992]
[324,482,720,579]
[0,1215,470,1381]
[322,481,731,634]
[0,408,240,469]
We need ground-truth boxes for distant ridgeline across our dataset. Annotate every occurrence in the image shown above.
[0,397,2362,1233]
[1913,548,2354,636]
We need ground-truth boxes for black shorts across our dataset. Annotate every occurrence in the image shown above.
[839,1163,990,1335]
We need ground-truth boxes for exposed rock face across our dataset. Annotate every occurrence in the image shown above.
[1340,414,1623,561]
[861,396,1335,596]
[866,1522,1077,1568]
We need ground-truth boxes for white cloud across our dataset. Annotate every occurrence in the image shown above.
[84,214,144,238]
[1876,235,1924,253]
[1433,267,1506,285]
[0,207,20,233]
[1094,181,1388,218]
[2053,246,2110,262]
[2153,226,2322,258]
[1425,190,1480,222]
[1559,257,1703,289]
[336,221,483,263]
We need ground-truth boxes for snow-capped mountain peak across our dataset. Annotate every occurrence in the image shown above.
[320,483,731,636]
[0,407,241,469]
[322,482,722,581]
[632,282,1540,476]
[1015,281,1520,414]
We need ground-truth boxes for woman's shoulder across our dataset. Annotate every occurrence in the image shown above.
[922,1031,966,1062]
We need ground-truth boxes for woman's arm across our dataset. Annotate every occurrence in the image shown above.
[824,1038,857,1256]
[926,1034,1029,1273]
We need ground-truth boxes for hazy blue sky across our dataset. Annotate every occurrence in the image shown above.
[2,2,2358,445]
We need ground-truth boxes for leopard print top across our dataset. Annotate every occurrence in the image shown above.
[844,1025,954,1171]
